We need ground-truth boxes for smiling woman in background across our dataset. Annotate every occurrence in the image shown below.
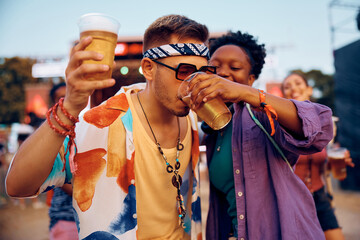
[282,72,354,240]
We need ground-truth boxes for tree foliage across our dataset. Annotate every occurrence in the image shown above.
[0,57,37,124]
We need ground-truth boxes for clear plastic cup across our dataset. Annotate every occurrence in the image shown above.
[78,13,120,80]
[327,146,347,180]
[78,13,120,107]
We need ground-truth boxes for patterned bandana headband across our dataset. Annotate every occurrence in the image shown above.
[143,43,210,60]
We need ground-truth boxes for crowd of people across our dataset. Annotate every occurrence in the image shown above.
[1,12,358,240]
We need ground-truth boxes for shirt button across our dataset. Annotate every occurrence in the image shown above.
[238,192,243,197]
[239,214,244,220]
[217,146,221,151]
[233,148,237,152]
[235,169,240,174]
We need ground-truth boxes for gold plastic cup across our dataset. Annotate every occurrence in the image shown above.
[179,73,232,130]
[194,97,232,130]
[78,13,120,80]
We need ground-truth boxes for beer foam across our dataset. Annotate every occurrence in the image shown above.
[78,13,120,34]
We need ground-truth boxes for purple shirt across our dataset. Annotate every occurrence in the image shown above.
[206,100,332,240]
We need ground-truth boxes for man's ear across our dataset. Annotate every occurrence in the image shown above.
[141,58,155,81]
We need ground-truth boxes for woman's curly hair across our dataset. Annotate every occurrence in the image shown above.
[209,31,266,79]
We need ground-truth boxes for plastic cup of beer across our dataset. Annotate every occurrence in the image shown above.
[178,73,232,130]
[327,147,347,180]
[78,13,120,80]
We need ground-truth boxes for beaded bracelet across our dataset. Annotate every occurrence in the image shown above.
[258,89,278,136]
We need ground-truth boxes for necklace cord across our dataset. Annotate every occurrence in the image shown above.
[137,92,181,148]
[136,92,187,227]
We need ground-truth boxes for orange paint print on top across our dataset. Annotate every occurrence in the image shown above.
[191,129,200,170]
[106,93,129,111]
[116,151,135,193]
[84,93,129,128]
[73,148,107,212]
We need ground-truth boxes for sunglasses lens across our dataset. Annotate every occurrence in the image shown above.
[177,64,197,80]
[200,66,216,74]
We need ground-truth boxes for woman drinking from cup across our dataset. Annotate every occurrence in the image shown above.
[185,31,334,240]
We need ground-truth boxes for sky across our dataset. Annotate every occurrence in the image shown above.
[0,0,359,84]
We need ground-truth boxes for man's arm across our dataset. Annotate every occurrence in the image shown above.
[6,36,116,197]
[6,123,67,197]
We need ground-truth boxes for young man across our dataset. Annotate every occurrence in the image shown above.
[6,15,212,239]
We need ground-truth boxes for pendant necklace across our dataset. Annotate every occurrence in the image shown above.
[137,92,186,228]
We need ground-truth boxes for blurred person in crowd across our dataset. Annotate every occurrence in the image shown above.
[6,14,210,239]
[282,72,354,240]
[0,141,8,205]
[27,111,45,128]
[47,81,78,240]
[49,82,67,106]
[196,31,333,239]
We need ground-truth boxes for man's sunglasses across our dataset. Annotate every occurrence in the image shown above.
[152,59,216,81]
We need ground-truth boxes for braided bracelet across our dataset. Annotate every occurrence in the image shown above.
[258,89,278,136]
[46,107,72,137]
[58,98,79,124]
[52,103,74,131]
[46,99,78,173]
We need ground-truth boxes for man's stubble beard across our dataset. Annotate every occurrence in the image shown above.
[154,77,190,117]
